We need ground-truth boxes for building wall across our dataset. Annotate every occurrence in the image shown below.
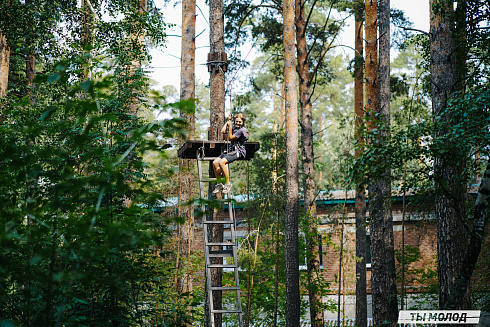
[182,195,490,317]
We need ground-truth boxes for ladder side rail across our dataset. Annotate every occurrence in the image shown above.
[207,265,216,327]
[196,152,207,221]
[227,191,244,326]
[197,149,216,327]
[232,200,244,327]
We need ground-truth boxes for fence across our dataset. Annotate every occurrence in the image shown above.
[196,318,433,327]
[249,319,365,327]
[249,318,433,327]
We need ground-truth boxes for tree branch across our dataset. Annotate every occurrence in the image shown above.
[234,5,280,46]
[397,26,429,36]
[305,0,319,28]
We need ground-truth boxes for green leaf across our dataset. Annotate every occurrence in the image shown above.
[81,80,92,92]
[40,106,57,121]
[48,73,60,83]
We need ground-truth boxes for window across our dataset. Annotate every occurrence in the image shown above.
[299,234,324,270]
[366,234,372,268]
[318,234,324,269]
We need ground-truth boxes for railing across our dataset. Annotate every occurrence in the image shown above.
[249,318,432,327]
[248,319,363,327]
[197,318,433,327]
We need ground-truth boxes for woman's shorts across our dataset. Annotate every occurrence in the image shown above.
[219,150,240,163]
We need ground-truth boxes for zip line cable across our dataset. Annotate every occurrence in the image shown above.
[225,23,264,114]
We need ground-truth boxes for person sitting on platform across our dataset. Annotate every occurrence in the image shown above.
[212,113,249,194]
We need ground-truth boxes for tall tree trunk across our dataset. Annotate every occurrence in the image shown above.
[80,0,94,80]
[25,0,35,101]
[429,0,470,310]
[364,0,378,146]
[128,0,147,116]
[0,31,9,97]
[317,114,323,183]
[366,0,398,326]
[354,3,367,327]
[180,0,196,139]
[25,54,35,89]
[443,0,482,311]
[177,0,196,301]
[283,0,299,324]
[272,123,280,327]
[374,1,398,325]
[295,0,323,325]
[206,0,226,325]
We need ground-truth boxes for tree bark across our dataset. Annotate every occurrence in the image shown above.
[180,0,196,138]
[25,52,35,96]
[205,0,226,325]
[177,0,196,298]
[129,0,147,115]
[364,0,378,134]
[0,31,9,97]
[366,0,398,326]
[429,0,470,310]
[446,161,490,309]
[80,0,94,80]
[280,81,286,129]
[25,0,35,101]
[283,0,300,324]
[354,3,367,327]
[272,123,280,327]
[295,0,323,325]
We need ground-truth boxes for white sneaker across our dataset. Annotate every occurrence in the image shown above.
[222,182,232,194]
[212,183,224,194]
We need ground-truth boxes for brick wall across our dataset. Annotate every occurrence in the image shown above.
[182,196,490,296]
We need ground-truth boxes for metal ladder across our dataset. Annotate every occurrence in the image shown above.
[196,148,243,327]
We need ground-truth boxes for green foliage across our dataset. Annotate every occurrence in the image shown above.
[399,34,431,97]
[0,57,200,325]
[236,130,336,324]
[343,13,490,308]
[0,1,205,324]
[395,245,435,290]
[223,0,347,93]
[237,234,288,324]
[347,75,490,195]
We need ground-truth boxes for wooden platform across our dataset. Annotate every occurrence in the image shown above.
[177,140,260,160]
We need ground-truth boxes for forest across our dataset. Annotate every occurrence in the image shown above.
[0,0,489,327]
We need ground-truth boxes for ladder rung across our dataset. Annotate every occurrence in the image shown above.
[210,286,240,291]
[211,309,242,314]
[200,178,217,182]
[208,252,234,257]
[203,220,234,224]
[208,264,238,268]
[206,242,236,247]
[209,249,233,254]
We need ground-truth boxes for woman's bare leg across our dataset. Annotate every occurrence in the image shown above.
[213,158,222,183]
[219,158,230,184]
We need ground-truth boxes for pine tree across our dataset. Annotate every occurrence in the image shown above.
[283,0,300,325]
[353,2,367,327]
[178,0,197,297]
[429,0,470,310]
